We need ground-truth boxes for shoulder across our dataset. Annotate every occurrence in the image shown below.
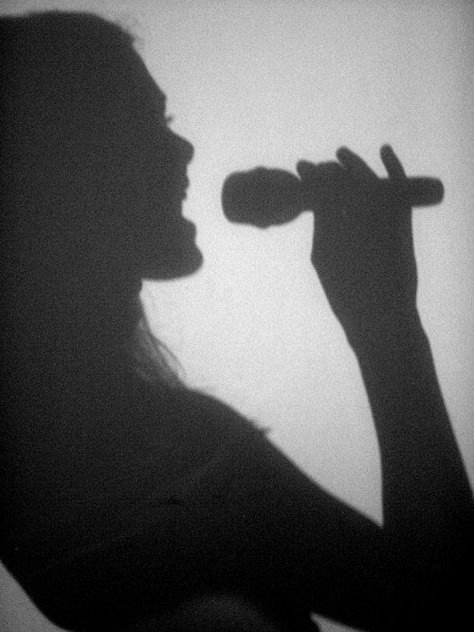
[129,385,271,503]
[161,387,264,443]
[128,381,265,471]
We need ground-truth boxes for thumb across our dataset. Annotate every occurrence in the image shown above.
[297,160,343,183]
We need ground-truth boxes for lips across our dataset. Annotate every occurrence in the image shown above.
[174,177,189,200]
[182,177,190,198]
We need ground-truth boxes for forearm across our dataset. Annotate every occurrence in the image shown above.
[352,311,472,617]
[354,311,471,528]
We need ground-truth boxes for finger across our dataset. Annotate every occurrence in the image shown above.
[381,145,412,212]
[336,146,378,183]
[380,145,406,182]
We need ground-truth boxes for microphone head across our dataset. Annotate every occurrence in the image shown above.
[222,168,303,227]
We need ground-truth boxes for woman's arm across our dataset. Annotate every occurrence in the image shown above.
[298,146,473,626]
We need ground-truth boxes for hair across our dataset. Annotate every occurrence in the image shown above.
[0,11,185,391]
[127,304,185,388]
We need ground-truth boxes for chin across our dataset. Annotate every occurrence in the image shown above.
[142,244,204,281]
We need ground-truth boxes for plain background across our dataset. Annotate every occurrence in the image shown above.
[1,2,473,631]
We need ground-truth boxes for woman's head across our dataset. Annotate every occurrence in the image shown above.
[1,11,202,284]
[1,11,203,394]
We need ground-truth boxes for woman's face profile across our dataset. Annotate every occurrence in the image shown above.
[3,19,204,285]
[120,56,203,281]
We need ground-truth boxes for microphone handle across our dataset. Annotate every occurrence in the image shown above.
[395,177,445,207]
[222,170,444,227]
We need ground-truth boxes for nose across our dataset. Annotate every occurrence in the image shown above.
[172,131,194,164]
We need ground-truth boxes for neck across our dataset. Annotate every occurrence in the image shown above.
[6,265,144,390]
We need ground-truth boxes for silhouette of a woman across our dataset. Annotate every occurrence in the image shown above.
[1,12,472,632]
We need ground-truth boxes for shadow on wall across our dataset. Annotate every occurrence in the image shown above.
[1,11,472,632]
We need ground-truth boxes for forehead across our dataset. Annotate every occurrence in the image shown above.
[127,50,167,115]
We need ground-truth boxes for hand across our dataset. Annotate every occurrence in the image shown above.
[297,146,418,347]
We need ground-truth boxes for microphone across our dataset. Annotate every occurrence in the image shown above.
[222,167,444,227]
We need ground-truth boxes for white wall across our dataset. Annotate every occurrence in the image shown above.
[1,2,473,631]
